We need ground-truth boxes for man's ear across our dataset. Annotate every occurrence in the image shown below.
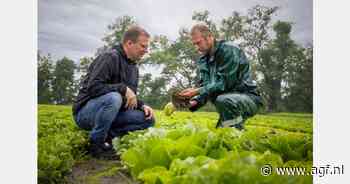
[127,40,135,47]
[208,34,214,41]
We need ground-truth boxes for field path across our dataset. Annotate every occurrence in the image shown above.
[66,158,137,184]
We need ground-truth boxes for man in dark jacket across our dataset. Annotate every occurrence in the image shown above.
[180,24,263,130]
[72,26,155,159]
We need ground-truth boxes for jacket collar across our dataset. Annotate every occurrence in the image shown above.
[204,39,223,64]
[113,44,137,65]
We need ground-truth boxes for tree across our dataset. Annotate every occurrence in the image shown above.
[283,46,313,112]
[144,29,200,90]
[38,52,54,104]
[138,73,169,109]
[138,73,153,100]
[241,5,278,61]
[77,56,93,85]
[77,56,93,75]
[220,11,244,41]
[51,57,76,104]
[258,21,297,112]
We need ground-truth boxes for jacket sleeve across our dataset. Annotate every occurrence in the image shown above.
[197,49,240,100]
[137,99,145,109]
[189,66,209,111]
[87,53,127,98]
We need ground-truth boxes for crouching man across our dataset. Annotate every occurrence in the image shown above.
[180,24,263,130]
[72,26,155,159]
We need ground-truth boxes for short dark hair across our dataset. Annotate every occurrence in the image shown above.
[190,24,212,37]
[122,26,150,44]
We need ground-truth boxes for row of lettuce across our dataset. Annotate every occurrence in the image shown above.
[116,111,313,183]
[38,105,88,183]
[38,105,313,183]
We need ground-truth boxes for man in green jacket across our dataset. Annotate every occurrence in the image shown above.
[180,24,263,130]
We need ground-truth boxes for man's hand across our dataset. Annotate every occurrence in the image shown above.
[143,105,154,120]
[179,88,199,98]
[125,87,137,110]
[189,100,198,107]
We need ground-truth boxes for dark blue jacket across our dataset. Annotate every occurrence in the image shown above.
[72,44,144,115]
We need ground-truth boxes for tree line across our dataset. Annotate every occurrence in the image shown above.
[38,5,312,113]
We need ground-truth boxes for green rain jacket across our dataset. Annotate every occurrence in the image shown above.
[191,40,263,110]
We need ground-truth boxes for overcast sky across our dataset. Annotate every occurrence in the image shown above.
[38,0,312,63]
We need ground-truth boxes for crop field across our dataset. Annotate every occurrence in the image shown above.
[38,105,313,184]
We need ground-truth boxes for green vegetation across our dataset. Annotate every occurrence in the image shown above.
[38,105,88,183]
[38,105,312,183]
[117,111,312,183]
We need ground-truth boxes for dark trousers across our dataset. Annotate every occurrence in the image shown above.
[214,93,260,129]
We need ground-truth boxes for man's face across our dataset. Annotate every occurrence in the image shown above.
[191,31,212,55]
[127,35,149,61]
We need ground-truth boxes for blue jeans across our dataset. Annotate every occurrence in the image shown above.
[74,92,154,144]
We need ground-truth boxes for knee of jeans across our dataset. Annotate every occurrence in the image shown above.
[74,113,93,130]
[102,92,122,109]
[135,112,155,128]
